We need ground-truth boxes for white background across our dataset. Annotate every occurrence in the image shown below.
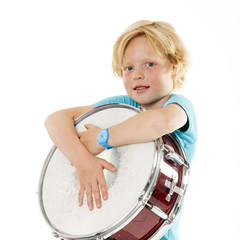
[1,0,240,239]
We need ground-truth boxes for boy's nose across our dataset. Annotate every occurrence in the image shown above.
[133,70,144,80]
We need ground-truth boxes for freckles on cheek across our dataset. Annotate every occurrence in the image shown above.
[122,76,129,88]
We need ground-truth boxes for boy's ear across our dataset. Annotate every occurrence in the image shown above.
[171,64,177,80]
[171,63,183,80]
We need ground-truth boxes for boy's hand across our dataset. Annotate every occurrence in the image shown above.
[76,153,116,210]
[78,124,104,155]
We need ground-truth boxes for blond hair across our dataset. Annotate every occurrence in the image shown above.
[112,20,189,90]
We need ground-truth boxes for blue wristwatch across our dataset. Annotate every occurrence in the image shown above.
[97,128,114,150]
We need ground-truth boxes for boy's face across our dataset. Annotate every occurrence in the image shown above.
[122,36,174,110]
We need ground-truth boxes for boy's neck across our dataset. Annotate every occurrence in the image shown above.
[142,93,172,110]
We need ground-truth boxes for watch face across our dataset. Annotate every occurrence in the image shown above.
[98,129,108,145]
[101,130,108,141]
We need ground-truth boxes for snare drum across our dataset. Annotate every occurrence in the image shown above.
[38,104,190,240]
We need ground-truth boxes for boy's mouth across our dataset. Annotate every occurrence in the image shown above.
[133,85,150,92]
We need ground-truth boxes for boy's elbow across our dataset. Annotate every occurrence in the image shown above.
[44,111,59,131]
[44,114,54,131]
[150,105,187,139]
[151,113,176,139]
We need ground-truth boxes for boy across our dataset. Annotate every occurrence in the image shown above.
[45,20,197,240]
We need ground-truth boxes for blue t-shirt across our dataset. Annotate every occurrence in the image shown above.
[93,93,197,239]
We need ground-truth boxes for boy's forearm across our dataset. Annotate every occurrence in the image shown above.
[107,110,163,146]
[107,105,187,147]
[45,107,117,211]
[44,110,92,167]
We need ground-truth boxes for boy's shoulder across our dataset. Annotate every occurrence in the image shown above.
[164,93,193,107]
[164,94,197,163]
[163,93,196,117]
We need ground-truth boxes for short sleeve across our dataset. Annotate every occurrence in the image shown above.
[163,94,198,163]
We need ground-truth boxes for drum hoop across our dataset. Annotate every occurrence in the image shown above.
[149,134,190,240]
[38,145,58,233]
[38,103,189,240]
[74,103,141,126]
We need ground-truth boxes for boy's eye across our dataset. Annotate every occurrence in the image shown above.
[146,62,155,67]
[124,66,133,71]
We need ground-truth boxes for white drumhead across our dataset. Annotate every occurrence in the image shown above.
[40,105,156,238]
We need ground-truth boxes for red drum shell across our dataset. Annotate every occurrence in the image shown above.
[108,135,186,240]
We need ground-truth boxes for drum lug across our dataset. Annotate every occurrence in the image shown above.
[52,232,65,240]
[138,106,146,112]
[165,175,177,202]
[164,145,189,169]
[96,237,104,240]
[52,232,59,238]
[165,177,184,202]
[145,201,170,222]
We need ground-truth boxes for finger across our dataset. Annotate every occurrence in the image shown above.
[78,185,85,207]
[84,123,94,130]
[100,159,117,172]
[92,183,102,208]
[85,185,93,211]
[98,174,108,201]
[77,131,82,138]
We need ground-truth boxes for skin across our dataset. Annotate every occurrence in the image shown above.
[45,36,187,211]
[45,105,116,210]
